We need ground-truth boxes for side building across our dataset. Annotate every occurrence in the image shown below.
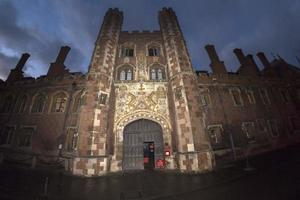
[0,8,299,176]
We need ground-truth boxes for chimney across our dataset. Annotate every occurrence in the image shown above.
[6,53,30,82]
[15,53,30,70]
[55,46,70,64]
[47,46,71,77]
[238,54,260,77]
[204,44,227,74]
[257,52,271,68]
[205,44,220,63]
[233,48,246,65]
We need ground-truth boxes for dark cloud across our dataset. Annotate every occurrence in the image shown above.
[0,0,299,80]
[0,52,18,80]
[0,0,86,79]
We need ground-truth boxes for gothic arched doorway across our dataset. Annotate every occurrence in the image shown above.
[123,119,164,170]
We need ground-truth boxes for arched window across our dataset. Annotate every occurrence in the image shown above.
[51,92,67,113]
[117,65,134,81]
[72,92,82,113]
[148,45,160,56]
[157,69,163,80]
[31,94,46,113]
[16,95,27,113]
[1,95,14,113]
[120,70,126,80]
[127,69,132,80]
[149,66,165,80]
[151,69,156,80]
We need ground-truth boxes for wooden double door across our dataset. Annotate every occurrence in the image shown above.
[123,119,164,170]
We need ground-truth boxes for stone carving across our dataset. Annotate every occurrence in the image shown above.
[137,56,147,81]
[114,82,168,123]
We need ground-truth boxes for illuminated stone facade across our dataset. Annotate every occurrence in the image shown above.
[0,8,300,176]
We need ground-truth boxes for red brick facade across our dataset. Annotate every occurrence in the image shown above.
[0,8,299,176]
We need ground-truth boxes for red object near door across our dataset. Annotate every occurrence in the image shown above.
[156,159,165,168]
[144,157,149,163]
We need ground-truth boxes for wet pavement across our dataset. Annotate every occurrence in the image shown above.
[0,145,300,200]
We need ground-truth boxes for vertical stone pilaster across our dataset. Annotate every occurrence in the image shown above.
[159,7,213,172]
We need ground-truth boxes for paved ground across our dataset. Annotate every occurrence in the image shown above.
[0,145,299,200]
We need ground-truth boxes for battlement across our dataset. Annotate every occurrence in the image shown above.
[121,30,161,35]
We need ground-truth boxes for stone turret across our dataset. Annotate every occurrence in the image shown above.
[205,44,227,74]
[6,53,30,82]
[47,46,70,77]
[159,7,213,172]
[72,8,123,176]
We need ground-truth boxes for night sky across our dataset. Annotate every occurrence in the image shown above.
[0,0,299,80]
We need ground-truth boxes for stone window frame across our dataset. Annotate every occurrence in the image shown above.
[267,119,280,138]
[72,90,84,113]
[245,89,256,104]
[1,94,15,113]
[116,64,135,81]
[30,93,47,114]
[206,124,223,145]
[0,125,16,146]
[198,87,211,106]
[119,42,136,58]
[148,64,166,81]
[229,88,244,107]
[65,127,79,151]
[256,119,268,133]
[288,116,300,134]
[50,91,69,113]
[17,125,36,149]
[98,91,109,105]
[15,94,28,113]
[259,88,271,105]
[280,88,291,104]
[241,122,256,143]
[146,42,163,57]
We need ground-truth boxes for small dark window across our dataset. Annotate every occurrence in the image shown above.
[242,122,256,143]
[99,93,108,105]
[16,95,27,113]
[0,126,14,145]
[1,95,14,113]
[51,92,67,113]
[290,117,300,132]
[32,94,46,113]
[149,67,165,80]
[230,89,243,106]
[72,93,82,113]
[148,47,160,56]
[118,67,134,81]
[65,128,78,151]
[199,88,210,106]
[260,89,271,105]
[18,127,34,147]
[268,120,279,137]
[281,90,290,103]
[122,48,134,57]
